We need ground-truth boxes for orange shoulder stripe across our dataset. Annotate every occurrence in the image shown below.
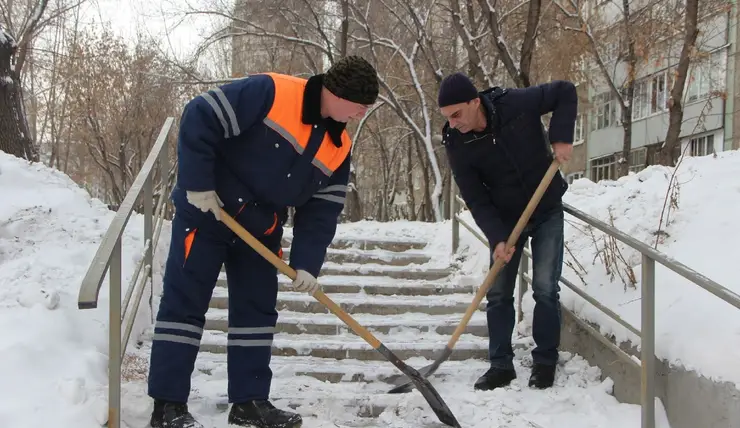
[263,73,351,176]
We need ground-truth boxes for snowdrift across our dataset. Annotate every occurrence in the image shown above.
[560,150,740,388]
[0,152,163,427]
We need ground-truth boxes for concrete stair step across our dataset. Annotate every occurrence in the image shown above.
[194,353,493,385]
[209,290,484,315]
[199,330,499,360]
[317,263,452,280]
[190,354,490,419]
[216,275,475,296]
[281,236,428,252]
[218,264,453,281]
[281,247,433,266]
[204,308,489,337]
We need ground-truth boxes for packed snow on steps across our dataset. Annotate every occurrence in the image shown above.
[120,341,667,428]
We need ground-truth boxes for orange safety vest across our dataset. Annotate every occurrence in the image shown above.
[263,72,352,177]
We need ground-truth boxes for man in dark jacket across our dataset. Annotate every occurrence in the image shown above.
[438,72,576,391]
[146,56,379,428]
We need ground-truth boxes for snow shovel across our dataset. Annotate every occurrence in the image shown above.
[386,159,562,394]
[218,208,462,428]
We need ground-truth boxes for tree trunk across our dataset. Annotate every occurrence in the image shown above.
[414,135,433,222]
[617,0,637,177]
[0,29,37,161]
[346,167,364,221]
[405,135,416,221]
[660,0,699,166]
[339,0,349,57]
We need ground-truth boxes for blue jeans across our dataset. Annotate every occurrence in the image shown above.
[486,206,564,369]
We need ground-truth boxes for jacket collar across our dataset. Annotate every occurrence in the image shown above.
[302,74,346,147]
[442,87,507,146]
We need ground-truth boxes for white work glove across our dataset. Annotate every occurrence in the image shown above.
[186,190,224,220]
[292,270,320,294]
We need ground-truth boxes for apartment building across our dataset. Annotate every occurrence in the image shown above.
[564,2,739,183]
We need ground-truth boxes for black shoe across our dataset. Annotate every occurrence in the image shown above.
[149,400,203,428]
[473,367,517,391]
[228,399,302,428]
[528,363,556,389]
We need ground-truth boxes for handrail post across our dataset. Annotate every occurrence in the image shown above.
[109,238,122,428]
[450,181,459,254]
[641,254,656,428]
[144,172,153,292]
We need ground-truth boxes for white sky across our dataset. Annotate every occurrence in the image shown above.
[79,0,225,61]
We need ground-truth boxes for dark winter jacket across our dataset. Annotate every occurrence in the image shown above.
[442,80,578,247]
[173,72,352,277]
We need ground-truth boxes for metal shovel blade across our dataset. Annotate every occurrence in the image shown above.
[376,344,461,428]
[386,347,450,394]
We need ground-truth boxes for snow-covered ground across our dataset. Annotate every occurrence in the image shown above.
[2,149,738,427]
[0,153,168,427]
[562,152,740,388]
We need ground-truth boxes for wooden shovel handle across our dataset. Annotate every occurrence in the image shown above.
[446,160,561,348]
[219,210,383,349]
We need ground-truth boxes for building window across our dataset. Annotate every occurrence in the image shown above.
[592,92,617,131]
[689,134,714,157]
[629,148,647,173]
[590,154,617,182]
[632,79,649,120]
[602,37,621,63]
[566,171,584,184]
[650,72,670,115]
[686,49,727,102]
[632,69,672,121]
[574,114,585,143]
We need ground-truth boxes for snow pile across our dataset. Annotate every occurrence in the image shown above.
[0,152,165,428]
[560,150,740,387]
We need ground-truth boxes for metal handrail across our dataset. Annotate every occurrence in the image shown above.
[564,203,740,309]
[450,188,739,428]
[77,117,175,428]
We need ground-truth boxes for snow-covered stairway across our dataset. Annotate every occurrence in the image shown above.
[122,233,648,427]
[200,235,491,377]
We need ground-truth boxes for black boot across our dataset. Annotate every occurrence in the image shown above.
[473,367,517,391]
[228,399,302,428]
[149,400,203,428]
[528,363,556,389]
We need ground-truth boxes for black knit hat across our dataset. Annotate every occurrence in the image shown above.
[438,72,479,107]
[324,56,379,105]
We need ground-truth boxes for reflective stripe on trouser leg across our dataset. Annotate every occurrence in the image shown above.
[225,230,281,403]
[148,206,227,403]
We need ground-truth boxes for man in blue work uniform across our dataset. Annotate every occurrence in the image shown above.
[438,72,576,391]
[146,56,379,428]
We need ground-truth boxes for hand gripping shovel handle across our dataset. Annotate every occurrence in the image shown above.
[388,159,561,393]
[218,209,462,428]
[447,160,561,349]
[218,210,382,346]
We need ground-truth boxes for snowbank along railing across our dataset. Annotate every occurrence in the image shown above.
[449,182,740,428]
[77,117,176,428]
